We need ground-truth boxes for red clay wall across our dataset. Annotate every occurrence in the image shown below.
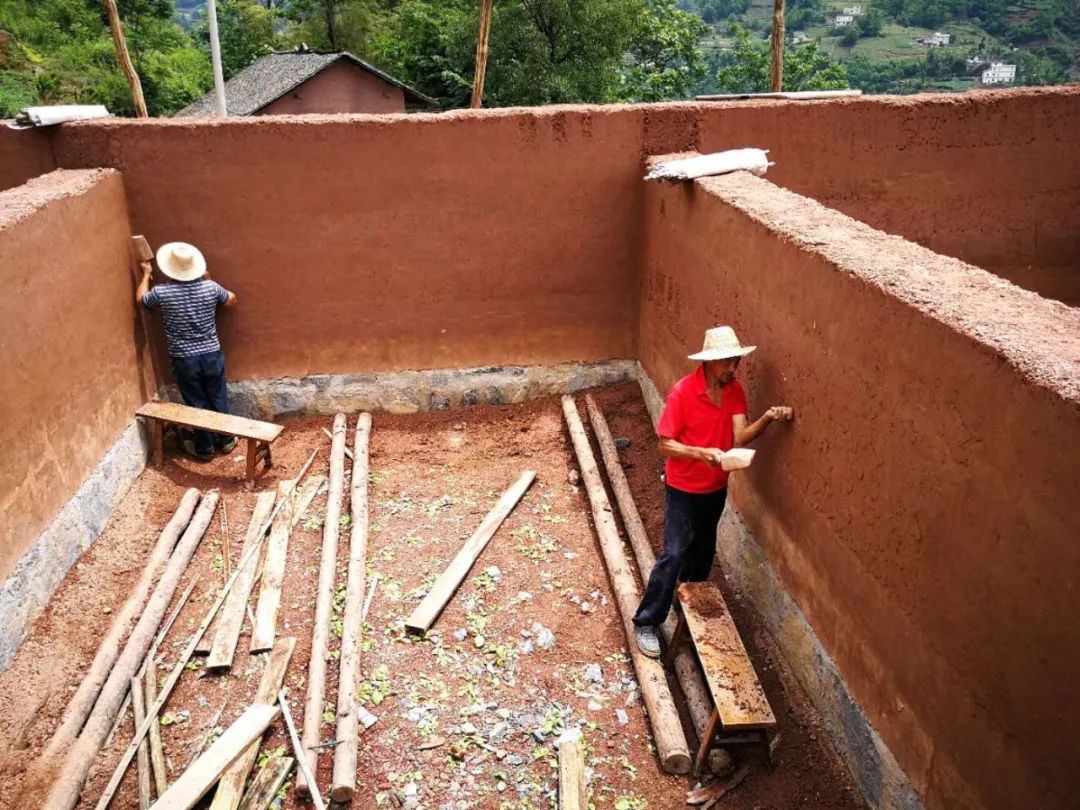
[258,61,406,115]
[0,169,145,584]
[49,108,662,380]
[0,126,54,192]
[638,170,1080,810]
[691,88,1080,304]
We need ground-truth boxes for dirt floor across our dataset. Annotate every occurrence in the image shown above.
[0,383,865,810]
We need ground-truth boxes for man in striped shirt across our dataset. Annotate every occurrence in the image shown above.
[137,242,238,461]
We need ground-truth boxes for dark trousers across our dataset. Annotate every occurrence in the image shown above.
[633,485,728,627]
[171,350,231,454]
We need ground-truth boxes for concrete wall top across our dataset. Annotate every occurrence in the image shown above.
[0,169,146,584]
[637,170,1080,810]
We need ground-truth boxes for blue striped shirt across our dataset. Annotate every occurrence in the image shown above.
[142,279,230,357]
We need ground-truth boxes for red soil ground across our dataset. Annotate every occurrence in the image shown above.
[0,383,864,810]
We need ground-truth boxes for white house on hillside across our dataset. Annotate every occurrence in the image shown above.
[922,32,951,46]
[834,14,856,27]
[842,5,863,14]
[982,63,1017,84]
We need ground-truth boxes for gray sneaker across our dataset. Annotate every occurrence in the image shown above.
[634,625,661,659]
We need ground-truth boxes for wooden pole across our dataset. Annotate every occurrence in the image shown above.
[205,0,228,115]
[102,0,148,117]
[130,678,152,810]
[297,414,347,796]
[330,413,372,801]
[42,492,220,810]
[35,490,198,772]
[470,0,494,108]
[561,396,691,774]
[144,661,168,796]
[584,395,715,738]
[770,0,786,92]
[90,452,318,810]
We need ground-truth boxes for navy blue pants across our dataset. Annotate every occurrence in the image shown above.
[633,485,728,627]
[171,350,231,454]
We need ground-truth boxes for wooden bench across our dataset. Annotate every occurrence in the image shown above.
[137,402,283,485]
[665,581,777,774]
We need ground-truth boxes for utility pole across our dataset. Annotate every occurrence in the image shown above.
[206,0,228,115]
[470,0,494,108]
[103,0,148,117]
[770,0,786,92]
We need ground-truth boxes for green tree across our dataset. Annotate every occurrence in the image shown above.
[714,24,847,92]
[619,0,709,101]
[859,7,883,36]
[840,25,858,46]
[196,0,278,77]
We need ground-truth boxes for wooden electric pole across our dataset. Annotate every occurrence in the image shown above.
[470,0,494,108]
[770,0,786,92]
[206,0,228,115]
[103,0,148,117]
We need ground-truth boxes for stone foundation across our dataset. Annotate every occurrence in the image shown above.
[0,420,149,669]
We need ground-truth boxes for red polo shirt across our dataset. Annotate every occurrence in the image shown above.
[657,366,748,494]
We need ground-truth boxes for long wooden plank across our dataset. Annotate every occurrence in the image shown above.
[206,492,277,669]
[237,756,294,810]
[153,704,281,810]
[297,415,347,796]
[677,582,776,730]
[405,469,536,633]
[557,729,587,809]
[137,402,282,443]
[562,396,691,774]
[250,483,295,653]
[209,638,296,810]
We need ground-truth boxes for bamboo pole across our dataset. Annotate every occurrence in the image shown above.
[584,395,715,738]
[470,0,494,108]
[297,414,347,796]
[90,449,318,810]
[561,396,691,774]
[330,412,372,801]
[41,492,220,810]
[36,490,198,772]
[770,0,786,92]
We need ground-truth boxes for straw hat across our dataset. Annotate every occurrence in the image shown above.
[688,326,756,361]
[155,242,207,282]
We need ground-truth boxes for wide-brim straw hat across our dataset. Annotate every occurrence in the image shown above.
[688,326,756,361]
[156,242,206,282]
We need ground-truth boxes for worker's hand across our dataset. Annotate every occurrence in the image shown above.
[140,261,152,276]
[765,405,794,422]
[700,448,726,467]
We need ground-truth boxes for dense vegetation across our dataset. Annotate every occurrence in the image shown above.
[0,0,1074,117]
[683,0,1076,94]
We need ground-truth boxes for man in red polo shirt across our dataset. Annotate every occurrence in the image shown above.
[633,326,793,658]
